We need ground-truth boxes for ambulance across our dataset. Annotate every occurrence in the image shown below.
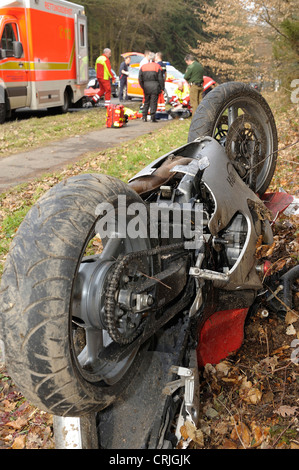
[0,0,88,123]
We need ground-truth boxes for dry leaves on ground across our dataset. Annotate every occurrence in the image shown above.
[0,364,54,449]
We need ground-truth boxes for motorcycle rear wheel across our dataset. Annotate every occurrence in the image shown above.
[0,174,151,416]
[188,82,278,195]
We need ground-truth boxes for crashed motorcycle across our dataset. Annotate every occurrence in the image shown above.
[1,83,294,441]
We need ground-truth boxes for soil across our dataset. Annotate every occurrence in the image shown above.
[184,213,299,450]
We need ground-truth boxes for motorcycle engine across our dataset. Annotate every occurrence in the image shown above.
[129,137,272,294]
[215,213,248,269]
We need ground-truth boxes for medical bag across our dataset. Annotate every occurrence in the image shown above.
[106,104,125,128]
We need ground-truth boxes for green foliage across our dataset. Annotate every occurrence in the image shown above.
[80,0,204,72]
[273,18,299,87]
[280,18,299,50]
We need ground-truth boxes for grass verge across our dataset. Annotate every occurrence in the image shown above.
[0,107,106,158]
[0,117,190,275]
[0,102,144,158]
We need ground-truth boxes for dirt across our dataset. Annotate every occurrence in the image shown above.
[183,213,299,450]
[190,310,299,449]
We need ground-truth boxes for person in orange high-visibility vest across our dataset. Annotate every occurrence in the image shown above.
[95,48,114,107]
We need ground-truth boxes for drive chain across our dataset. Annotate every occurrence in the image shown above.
[104,242,185,345]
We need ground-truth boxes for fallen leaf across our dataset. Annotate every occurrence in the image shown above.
[258,356,278,373]
[230,422,251,447]
[246,387,263,404]
[265,242,276,257]
[286,324,297,336]
[250,422,265,448]
[274,405,298,417]
[203,363,216,378]
[270,258,287,273]
[272,345,290,355]
[215,422,229,435]
[12,435,26,449]
[256,241,276,258]
[220,438,238,449]
[239,377,262,404]
[215,361,231,377]
[184,421,204,447]
[204,406,219,419]
[221,375,241,384]
[262,390,274,404]
[25,425,52,449]
[285,310,299,325]
[240,377,252,390]
[5,417,28,429]
[0,399,16,412]
[180,424,189,440]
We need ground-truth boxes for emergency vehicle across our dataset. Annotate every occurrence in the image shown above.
[0,0,88,123]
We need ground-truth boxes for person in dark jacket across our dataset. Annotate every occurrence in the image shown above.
[119,56,131,101]
[138,52,164,122]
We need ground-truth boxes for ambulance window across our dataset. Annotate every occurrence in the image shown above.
[80,24,85,47]
[1,23,19,57]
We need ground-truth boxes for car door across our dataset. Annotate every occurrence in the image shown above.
[127,67,143,98]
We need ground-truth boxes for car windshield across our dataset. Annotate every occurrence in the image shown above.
[166,65,184,80]
[129,54,144,64]
[89,67,96,78]
[129,66,139,77]
[129,65,184,79]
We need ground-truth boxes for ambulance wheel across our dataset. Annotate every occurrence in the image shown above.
[52,90,70,114]
[0,103,5,124]
[0,91,6,124]
[0,174,152,416]
[60,90,70,113]
[188,81,278,195]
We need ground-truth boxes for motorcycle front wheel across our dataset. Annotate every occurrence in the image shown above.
[188,82,278,195]
[0,174,152,416]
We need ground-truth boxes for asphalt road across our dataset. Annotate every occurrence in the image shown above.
[0,100,170,193]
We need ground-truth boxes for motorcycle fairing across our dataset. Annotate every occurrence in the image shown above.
[197,308,249,367]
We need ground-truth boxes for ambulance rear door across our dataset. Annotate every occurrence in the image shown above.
[75,13,88,85]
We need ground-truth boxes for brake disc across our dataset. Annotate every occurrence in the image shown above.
[226,114,267,189]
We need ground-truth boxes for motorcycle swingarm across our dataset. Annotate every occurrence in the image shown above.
[99,279,194,366]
